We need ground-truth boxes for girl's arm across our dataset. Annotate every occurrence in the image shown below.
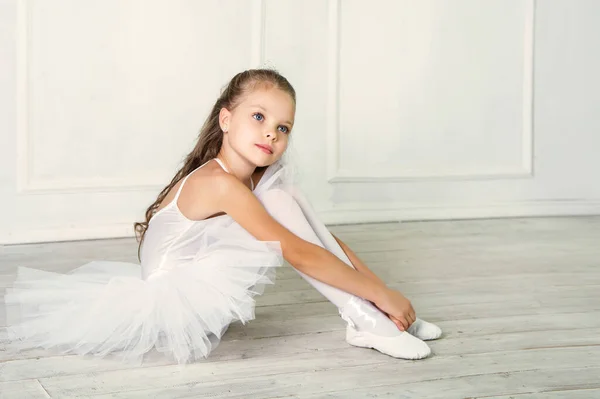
[330,233,387,287]
[215,173,388,304]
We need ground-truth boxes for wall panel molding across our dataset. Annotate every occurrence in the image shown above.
[16,0,266,195]
[326,0,536,183]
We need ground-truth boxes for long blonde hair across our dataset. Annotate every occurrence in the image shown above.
[133,69,296,258]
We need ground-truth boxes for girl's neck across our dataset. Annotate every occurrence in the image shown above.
[216,152,255,190]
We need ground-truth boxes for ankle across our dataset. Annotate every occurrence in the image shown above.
[338,297,399,337]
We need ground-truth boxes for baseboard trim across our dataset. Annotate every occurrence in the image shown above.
[1,223,136,246]
[2,199,599,245]
[319,199,600,225]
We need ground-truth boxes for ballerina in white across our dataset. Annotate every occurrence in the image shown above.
[4,68,442,365]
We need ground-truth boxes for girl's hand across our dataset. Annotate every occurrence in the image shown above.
[388,314,411,332]
[373,288,416,331]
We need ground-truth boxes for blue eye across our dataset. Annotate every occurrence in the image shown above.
[278,126,289,134]
[253,113,264,121]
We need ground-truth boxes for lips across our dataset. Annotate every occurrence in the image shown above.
[256,144,273,154]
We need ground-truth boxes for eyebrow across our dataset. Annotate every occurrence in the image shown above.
[251,104,294,126]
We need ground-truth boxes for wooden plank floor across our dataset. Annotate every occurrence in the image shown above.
[1,216,599,398]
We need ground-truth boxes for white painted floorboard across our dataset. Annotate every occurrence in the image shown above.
[1,216,599,398]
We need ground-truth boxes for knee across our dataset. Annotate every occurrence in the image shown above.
[257,188,297,209]
[258,188,321,245]
[257,188,303,225]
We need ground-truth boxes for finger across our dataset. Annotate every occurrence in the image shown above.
[389,313,410,331]
[408,304,416,322]
[398,317,409,331]
[392,318,405,331]
[389,315,405,331]
[409,310,416,323]
[395,314,412,331]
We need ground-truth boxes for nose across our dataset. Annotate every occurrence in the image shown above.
[265,129,278,141]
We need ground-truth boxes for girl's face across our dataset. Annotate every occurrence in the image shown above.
[220,86,295,167]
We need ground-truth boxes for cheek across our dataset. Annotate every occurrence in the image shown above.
[232,120,255,135]
[278,136,290,148]
[243,119,260,131]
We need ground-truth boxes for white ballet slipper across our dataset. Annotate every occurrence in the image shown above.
[407,318,443,341]
[345,324,431,360]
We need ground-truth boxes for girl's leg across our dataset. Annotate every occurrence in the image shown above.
[257,188,431,359]
[286,187,442,342]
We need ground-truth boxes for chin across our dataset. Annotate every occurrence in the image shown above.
[256,159,276,168]
[253,152,280,167]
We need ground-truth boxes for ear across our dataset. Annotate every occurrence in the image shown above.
[219,107,231,132]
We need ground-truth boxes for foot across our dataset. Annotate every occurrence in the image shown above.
[407,318,442,341]
[346,325,431,360]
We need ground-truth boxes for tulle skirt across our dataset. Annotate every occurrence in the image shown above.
[3,239,283,365]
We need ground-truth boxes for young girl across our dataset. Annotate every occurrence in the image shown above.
[4,69,441,365]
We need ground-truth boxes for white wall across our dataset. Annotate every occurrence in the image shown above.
[1,0,599,245]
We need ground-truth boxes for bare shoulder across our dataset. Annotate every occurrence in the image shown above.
[170,160,232,220]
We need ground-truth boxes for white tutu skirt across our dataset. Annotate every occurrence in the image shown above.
[4,238,283,364]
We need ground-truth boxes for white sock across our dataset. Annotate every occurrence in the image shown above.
[407,318,442,340]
